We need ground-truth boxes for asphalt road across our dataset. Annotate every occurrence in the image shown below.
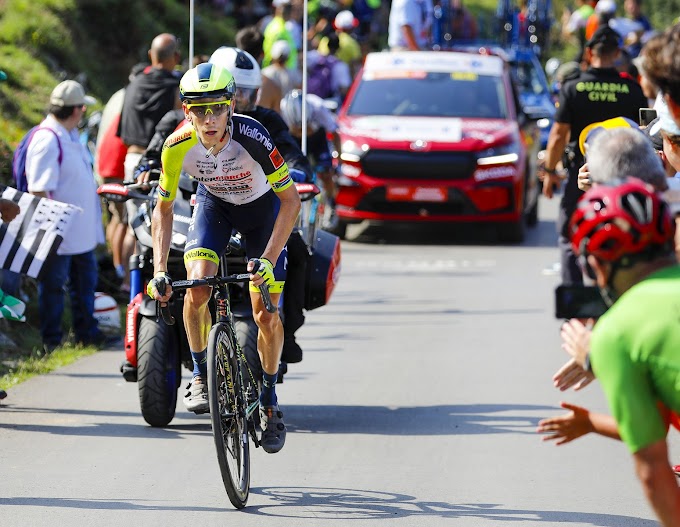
[0,196,670,526]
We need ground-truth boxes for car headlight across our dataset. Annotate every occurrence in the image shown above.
[476,143,519,166]
[340,140,370,162]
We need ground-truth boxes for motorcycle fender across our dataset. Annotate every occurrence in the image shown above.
[138,296,158,317]
[125,293,143,367]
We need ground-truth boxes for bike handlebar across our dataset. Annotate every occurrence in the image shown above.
[156,261,277,325]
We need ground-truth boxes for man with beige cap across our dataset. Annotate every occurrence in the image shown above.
[25,79,115,352]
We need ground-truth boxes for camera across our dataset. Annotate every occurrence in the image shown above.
[555,285,608,319]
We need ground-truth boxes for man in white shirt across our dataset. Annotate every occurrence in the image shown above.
[26,80,113,352]
[388,0,432,50]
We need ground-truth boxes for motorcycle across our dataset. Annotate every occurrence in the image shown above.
[97,174,340,427]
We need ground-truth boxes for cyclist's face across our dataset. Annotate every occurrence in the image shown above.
[233,87,259,113]
[184,97,232,141]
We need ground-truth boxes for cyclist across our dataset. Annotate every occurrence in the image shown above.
[209,46,313,365]
[280,89,341,230]
[147,62,301,454]
[566,178,680,526]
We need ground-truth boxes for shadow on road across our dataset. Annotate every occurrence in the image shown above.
[286,403,555,436]
[0,403,557,438]
[0,405,211,438]
[243,486,656,525]
[344,219,556,248]
[0,496,225,512]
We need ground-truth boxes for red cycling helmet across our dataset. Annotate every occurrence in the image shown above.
[570,177,675,262]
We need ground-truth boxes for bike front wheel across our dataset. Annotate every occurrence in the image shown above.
[207,322,250,508]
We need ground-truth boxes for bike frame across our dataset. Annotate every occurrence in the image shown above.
[159,257,275,427]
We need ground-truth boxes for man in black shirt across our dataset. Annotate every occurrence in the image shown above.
[539,26,647,285]
[117,33,183,183]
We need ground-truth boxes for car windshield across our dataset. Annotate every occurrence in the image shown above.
[346,72,508,119]
[511,60,549,96]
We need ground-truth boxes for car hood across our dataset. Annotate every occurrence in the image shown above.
[339,115,518,150]
[519,92,556,120]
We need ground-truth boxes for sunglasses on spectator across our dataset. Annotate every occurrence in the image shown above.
[186,100,231,118]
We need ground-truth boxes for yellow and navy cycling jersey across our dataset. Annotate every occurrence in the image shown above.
[159,114,292,205]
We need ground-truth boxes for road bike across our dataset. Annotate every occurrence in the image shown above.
[157,258,276,509]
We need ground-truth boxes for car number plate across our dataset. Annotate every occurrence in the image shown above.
[386,186,447,202]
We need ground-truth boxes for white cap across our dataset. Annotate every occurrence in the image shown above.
[272,0,290,7]
[334,10,357,30]
[595,0,616,14]
[271,40,291,60]
[50,80,96,107]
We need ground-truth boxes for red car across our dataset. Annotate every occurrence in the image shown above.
[334,50,541,242]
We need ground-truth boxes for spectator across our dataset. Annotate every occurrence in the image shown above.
[308,35,352,104]
[642,23,680,132]
[236,26,283,112]
[26,80,115,352]
[641,117,677,177]
[577,119,667,193]
[584,0,617,43]
[262,0,298,69]
[621,0,652,57]
[562,0,596,60]
[448,0,478,42]
[94,64,146,290]
[117,33,182,184]
[388,0,431,51]
[561,178,680,527]
[551,122,677,394]
[261,40,302,96]
[632,55,660,106]
[317,10,363,76]
[539,26,647,287]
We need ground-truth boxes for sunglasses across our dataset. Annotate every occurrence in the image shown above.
[186,100,231,119]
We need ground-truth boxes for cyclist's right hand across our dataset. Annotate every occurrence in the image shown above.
[147,272,173,302]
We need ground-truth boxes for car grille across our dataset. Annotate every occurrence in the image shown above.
[357,188,478,215]
[360,150,478,180]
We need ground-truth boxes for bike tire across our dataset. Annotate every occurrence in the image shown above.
[207,322,250,509]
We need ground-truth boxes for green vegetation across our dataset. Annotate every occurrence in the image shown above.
[0,343,99,391]
[0,0,238,183]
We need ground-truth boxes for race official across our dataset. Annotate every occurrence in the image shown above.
[540,25,647,285]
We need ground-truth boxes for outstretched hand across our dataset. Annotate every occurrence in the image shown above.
[537,402,594,445]
[553,357,595,391]
[561,318,594,369]
[0,198,20,223]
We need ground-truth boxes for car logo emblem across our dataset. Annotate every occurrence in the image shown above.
[410,140,428,151]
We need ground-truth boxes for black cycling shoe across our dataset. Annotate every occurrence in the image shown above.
[0,389,7,400]
[259,405,286,453]
[281,336,302,364]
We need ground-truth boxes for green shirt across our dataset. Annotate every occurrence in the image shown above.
[263,16,297,70]
[591,265,680,453]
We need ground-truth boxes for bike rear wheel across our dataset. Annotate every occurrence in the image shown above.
[207,322,250,508]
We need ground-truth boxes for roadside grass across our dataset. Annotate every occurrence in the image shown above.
[0,343,99,392]
[0,282,127,392]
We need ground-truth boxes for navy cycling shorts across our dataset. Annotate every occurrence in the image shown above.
[184,185,287,292]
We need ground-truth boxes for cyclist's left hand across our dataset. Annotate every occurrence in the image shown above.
[248,258,275,288]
